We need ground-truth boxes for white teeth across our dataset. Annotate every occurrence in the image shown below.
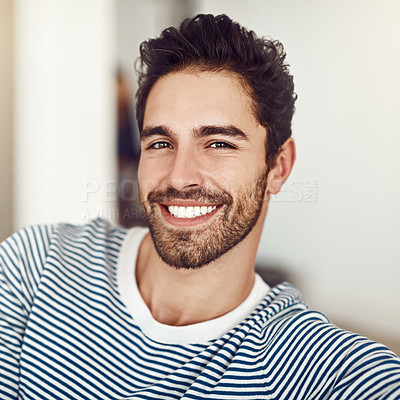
[178,207,186,218]
[185,207,193,218]
[167,205,217,218]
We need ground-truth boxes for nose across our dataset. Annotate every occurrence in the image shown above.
[166,147,204,191]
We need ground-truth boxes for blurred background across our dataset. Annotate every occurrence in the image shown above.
[1,0,399,353]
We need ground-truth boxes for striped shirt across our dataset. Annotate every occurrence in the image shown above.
[1,218,399,399]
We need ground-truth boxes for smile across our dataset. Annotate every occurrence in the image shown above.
[167,205,217,219]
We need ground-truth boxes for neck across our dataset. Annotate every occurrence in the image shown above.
[136,208,267,326]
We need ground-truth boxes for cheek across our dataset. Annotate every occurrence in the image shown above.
[137,162,145,191]
[227,169,267,202]
[137,160,152,200]
[216,161,261,188]
[138,158,167,198]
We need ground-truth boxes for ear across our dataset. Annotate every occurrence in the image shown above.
[266,138,296,195]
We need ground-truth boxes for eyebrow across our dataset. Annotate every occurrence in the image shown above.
[193,125,249,141]
[141,125,249,141]
[141,126,174,140]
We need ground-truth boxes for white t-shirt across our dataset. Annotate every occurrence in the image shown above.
[117,227,270,345]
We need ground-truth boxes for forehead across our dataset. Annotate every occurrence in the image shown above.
[143,70,263,135]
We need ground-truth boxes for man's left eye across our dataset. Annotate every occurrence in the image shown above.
[210,142,234,149]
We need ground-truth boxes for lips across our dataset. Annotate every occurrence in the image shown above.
[147,187,231,227]
[158,202,221,227]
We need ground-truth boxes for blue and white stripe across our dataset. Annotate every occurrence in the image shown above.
[1,219,399,399]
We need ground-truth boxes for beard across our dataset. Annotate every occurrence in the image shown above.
[140,171,268,270]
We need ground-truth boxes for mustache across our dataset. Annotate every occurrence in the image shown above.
[147,186,233,205]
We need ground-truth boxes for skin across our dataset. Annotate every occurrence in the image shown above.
[137,70,296,326]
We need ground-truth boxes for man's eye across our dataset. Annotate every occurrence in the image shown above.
[210,142,234,149]
[149,141,172,150]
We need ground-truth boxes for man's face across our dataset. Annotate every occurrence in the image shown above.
[138,70,269,269]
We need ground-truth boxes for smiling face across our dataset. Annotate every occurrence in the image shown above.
[138,70,269,269]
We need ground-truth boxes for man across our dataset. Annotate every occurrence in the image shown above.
[1,14,399,400]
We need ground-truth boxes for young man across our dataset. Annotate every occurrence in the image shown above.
[1,14,399,400]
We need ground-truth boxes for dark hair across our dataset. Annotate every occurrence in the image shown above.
[136,14,296,168]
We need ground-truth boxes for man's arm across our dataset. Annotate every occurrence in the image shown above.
[0,225,53,399]
[328,338,400,399]
[260,309,400,400]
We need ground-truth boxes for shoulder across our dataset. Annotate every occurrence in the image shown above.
[253,283,327,328]
[254,284,398,363]
[49,218,128,249]
[1,217,127,254]
[250,284,400,399]
[248,283,331,355]
[0,218,128,278]
[0,223,56,279]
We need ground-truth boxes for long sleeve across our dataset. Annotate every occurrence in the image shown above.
[328,338,400,399]
[0,225,53,399]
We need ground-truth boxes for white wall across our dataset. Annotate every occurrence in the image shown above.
[116,0,196,101]
[14,0,116,229]
[0,0,13,242]
[196,0,400,344]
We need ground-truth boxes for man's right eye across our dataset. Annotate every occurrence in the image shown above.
[148,141,172,150]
